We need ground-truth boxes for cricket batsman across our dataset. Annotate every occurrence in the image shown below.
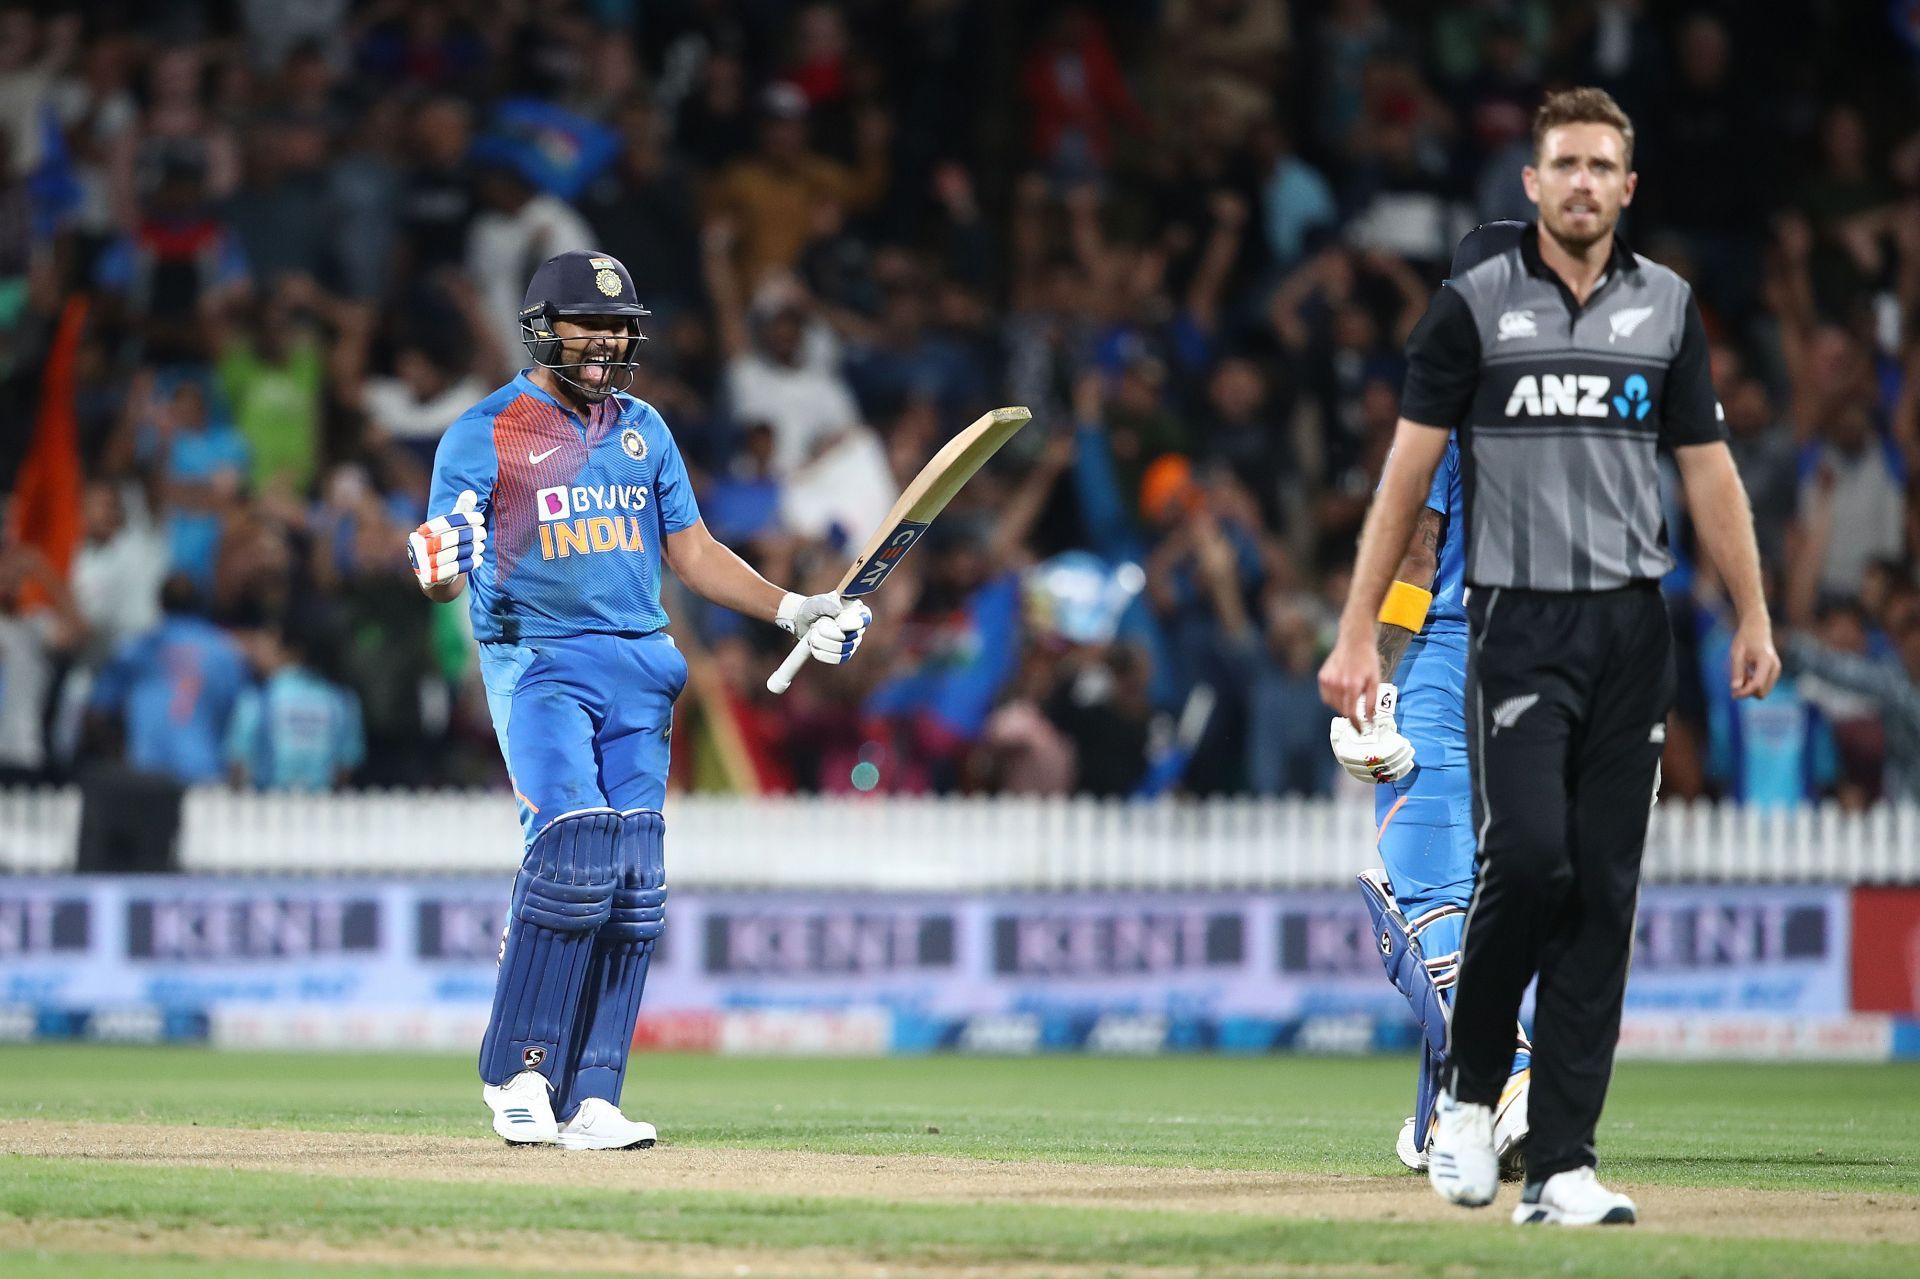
[1328,224,1534,1176]
[410,249,872,1149]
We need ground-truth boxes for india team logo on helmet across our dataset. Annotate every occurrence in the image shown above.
[622,428,647,462]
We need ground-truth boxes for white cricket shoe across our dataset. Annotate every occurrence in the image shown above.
[557,1098,658,1151]
[1428,1091,1498,1207]
[484,1069,558,1146]
[1494,1068,1530,1179]
[1512,1167,1637,1226]
[1395,1116,1428,1172]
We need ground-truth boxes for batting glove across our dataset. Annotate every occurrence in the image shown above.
[775,590,847,636]
[802,601,874,666]
[1329,682,1417,783]
[409,489,487,590]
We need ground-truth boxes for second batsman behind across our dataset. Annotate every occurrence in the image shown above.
[411,249,873,1149]
[1331,224,1533,1179]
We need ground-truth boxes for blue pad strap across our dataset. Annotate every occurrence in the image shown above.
[479,808,620,1086]
[555,808,667,1120]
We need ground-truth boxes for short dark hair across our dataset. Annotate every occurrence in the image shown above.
[1533,87,1635,168]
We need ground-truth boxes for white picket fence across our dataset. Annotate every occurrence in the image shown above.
[1,787,1915,886]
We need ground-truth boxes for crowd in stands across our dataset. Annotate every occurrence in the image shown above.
[2,1,1919,809]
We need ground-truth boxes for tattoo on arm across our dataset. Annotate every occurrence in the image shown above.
[1375,623,1415,680]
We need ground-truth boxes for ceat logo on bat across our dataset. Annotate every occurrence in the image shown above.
[847,520,930,597]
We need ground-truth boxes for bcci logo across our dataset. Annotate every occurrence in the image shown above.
[590,257,624,298]
[622,428,647,463]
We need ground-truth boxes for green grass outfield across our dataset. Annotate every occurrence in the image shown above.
[2,1047,1917,1278]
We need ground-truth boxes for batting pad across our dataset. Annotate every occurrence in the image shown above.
[1360,869,1460,1142]
[479,808,620,1087]
[554,808,667,1120]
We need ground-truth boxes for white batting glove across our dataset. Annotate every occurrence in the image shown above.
[1329,682,1416,783]
[409,489,487,590]
[776,590,847,636]
[802,601,873,666]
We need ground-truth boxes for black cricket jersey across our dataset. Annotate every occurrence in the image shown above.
[1399,224,1727,592]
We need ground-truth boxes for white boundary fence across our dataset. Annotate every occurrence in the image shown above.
[2,788,1916,886]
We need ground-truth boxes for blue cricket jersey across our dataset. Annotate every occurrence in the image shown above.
[428,373,702,642]
[1420,435,1467,639]
[224,667,366,790]
[1379,434,1472,819]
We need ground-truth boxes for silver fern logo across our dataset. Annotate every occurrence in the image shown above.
[1490,693,1540,736]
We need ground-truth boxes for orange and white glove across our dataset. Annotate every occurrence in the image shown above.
[408,490,487,590]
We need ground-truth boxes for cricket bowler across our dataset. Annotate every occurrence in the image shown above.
[410,249,872,1149]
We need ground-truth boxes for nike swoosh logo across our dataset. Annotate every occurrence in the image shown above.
[529,446,562,464]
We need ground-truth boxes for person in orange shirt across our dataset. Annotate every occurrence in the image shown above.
[703,82,889,290]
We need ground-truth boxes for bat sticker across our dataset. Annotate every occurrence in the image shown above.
[844,521,930,597]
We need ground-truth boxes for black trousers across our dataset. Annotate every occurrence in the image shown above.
[1448,583,1673,1182]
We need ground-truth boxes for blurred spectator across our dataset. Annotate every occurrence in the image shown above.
[1196,355,1296,528]
[1243,594,1337,796]
[215,275,340,495]
[1701,601,1839,808]
[842,259,989,426]
[131,373,248,598]
[1792,408,1905,602]
[1724,378,1798,568]
[93,157,250,364]
[1162,0,1289,137]
[705,226,893,541]
[674,50,756,173]
[226,624,365,790]
[1251,118,1337,276]
[702,81,889,290]
[69,478,167,662]
[1786,614,1920,803]
[122,44,241,216]
[0,535,85,781]
[1021,6,1150,187]
[88,571,248,785]
[581,100,704,321]
[467,160,595,372]
[1639,14,1762,314]
[47,30,138,255]
[224,114,334,288]
[398,96,476,275]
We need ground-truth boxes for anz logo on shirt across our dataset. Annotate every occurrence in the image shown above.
[534,483,650,560]
[1502,373,1653,423]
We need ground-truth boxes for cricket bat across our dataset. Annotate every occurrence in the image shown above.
[767,405,1033,693]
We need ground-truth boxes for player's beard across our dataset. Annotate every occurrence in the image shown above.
[1542,196,1617,255]
[565,342,624,404]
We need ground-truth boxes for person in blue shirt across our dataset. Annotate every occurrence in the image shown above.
[89,573,249,784]
[224,626,366,791]
[412,249,873,1151]
[1699,609,1838,808]
[146,379,248,598]
[1328,224,1534,1178]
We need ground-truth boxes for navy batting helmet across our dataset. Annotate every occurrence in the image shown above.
[518,250,652,401]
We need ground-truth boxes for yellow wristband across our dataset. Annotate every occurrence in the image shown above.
[1378,581,1433,633]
